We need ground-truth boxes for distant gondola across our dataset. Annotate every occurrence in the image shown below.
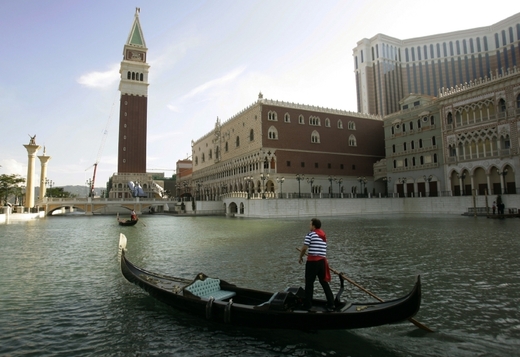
[118,233,422,330]
[117,213,138,226]
[118,219,138,226]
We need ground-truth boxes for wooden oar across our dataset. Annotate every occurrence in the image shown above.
[296,248,434,332]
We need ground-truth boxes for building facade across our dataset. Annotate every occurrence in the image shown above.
[353,12,520,116]
[440,68,520,197]
[381,94,444,197]
[187,93,385,199]
[380,67,520,198]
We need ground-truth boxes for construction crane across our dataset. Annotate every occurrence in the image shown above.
[85,98,116,197]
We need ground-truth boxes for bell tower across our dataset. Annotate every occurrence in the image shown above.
[117,8,149,174]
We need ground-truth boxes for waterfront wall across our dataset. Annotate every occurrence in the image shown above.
[225,195,520,218]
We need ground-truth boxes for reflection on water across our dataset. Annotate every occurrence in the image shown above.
[0,214,519,356]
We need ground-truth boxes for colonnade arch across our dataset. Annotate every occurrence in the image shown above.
[450,164,515,196]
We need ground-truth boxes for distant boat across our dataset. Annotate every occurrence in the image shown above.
[117,213,138,226]
[118,233,422,330]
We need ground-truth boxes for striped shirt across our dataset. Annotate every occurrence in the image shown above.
[304,231,327,257]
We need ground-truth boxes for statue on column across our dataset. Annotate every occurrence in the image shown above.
[28,134,36,145]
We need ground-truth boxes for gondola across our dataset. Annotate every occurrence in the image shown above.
[117,213,138,226]
[118,219,138,226]
[118,233,421,330]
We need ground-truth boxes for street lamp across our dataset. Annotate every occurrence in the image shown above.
[457,172,466,195]
[398,177,407,197]
[182,181,189,199]
[296,174,305,198]
[383,177,391,196]
[307,177,315,197]
[328,176,334,197]
[357,176,367,196]
[83,178,92,198]
[276,177,285,198]
[497,169,508,194]
[260,173,269,198]
[195,180,203,200]
[244,176,254,199]
[335,177,343,197]
[20,185,25,206]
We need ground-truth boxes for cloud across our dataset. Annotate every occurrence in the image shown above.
[179,66,247,102]
[0,158,26,177]
[77,64,120,89]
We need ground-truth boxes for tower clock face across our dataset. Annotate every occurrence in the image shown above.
[126,49,145,62]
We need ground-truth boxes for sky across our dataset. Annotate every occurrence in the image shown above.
[1,0,519,188]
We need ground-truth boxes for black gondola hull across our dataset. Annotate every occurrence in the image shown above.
[118,234,421,330]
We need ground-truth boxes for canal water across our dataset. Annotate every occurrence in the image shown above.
[0,214,519,357]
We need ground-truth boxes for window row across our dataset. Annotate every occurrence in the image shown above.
[391,116,435,134]
[267,110,356,129]
[393,154,438,168]
[126,71,144,81]
[392,136,437,153]
[267,126,357,146]
[286,161,354,170]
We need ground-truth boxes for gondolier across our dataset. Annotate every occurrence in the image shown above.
[298,218,335,311]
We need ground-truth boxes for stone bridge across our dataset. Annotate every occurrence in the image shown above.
[39,197,177,215]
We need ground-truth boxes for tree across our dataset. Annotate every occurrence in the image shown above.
[0,174,25,206]
[46,187,76,198]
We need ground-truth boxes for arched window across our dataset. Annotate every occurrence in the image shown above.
[447,112,453,124]
[348,134,357,146]
[430,115,435,125]
[140,73,143,81]
[419,139,423,148]
[499,98,506,112]
[209,149,212,159]
[311,130,320,143]
[268,126,278,140]
[348,121,356,130]
[268,111,277,121]
[411,140,415,150]
[202,153,205,162]
[417,119,421,128]
[309,116,321,126]
[236,136,240,147]
[284,113,290,123]
[338,120,343,129]
[250,129,254,141]
[195,156,198,165]
[299,115,305,124]
[325,118,330,127]
[432,136,436,146]
[127,72,131,79]
[225,142,228,152]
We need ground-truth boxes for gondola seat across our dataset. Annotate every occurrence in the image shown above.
[184,278,236,301]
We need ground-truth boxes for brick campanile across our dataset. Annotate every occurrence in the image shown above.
[117,8,149,174]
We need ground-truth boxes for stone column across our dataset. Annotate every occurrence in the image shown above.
[23,138,41,209]
[38,148,51,200]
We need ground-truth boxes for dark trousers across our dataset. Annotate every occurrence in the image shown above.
[304,259,335,308]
